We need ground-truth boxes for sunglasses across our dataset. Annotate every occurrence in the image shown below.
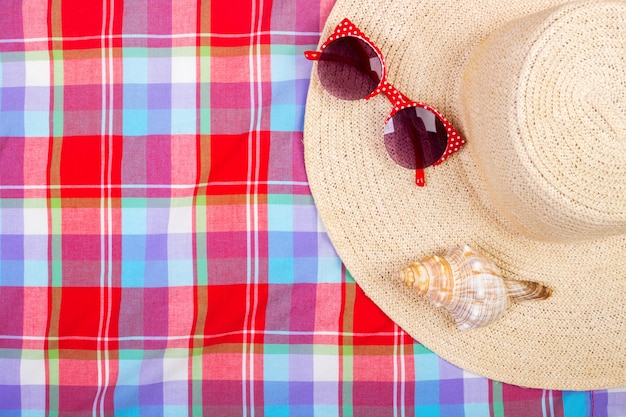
[305,18,465,186]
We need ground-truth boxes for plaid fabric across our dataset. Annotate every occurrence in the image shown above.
[1,0,625,415]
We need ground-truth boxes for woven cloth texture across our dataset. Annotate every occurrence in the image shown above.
[0,0,625,415]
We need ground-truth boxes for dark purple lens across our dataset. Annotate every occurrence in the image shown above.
[317,36,382,100]
[384,106,448,169]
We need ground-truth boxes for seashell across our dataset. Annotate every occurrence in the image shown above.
[393,245,552,330]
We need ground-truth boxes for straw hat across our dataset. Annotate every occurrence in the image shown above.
[303,0,626,390]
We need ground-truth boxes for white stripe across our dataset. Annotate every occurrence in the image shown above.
[0,31,321,44]
[399,332,406,417]
[541,390,557,417]
[100,0,116,413]
[550,390,555,416]
[93,0,108,413]
[393,328,399,417]
[392,325,407,417]
[242,0,259,413]
[93,1,114,414]
[249,2,264,415]
[241,1,267,415]
[0,330,406,342]
[0,181,310,190]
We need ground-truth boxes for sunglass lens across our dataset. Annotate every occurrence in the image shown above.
[384,106,448,170]
[317,37,382,100]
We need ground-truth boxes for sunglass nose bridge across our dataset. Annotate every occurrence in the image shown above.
[370,80,413,108]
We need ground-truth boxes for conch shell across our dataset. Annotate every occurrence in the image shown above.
[393,245,552,330]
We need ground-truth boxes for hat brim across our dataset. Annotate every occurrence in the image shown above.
[303,0,626,390]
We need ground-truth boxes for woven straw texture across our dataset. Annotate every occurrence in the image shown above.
[303,0,626,390]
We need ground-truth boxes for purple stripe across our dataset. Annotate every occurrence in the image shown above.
[24,236,48,260]
[1,235,24,260]
[25,86,51,111]
[145,234,168,260]
[0,358,20,384]
[148,84,172,109]
[148,59,172,84]
[1,87,25,111]
[293,232,318,257]
[2,209,24,234]
[0,384,21,409]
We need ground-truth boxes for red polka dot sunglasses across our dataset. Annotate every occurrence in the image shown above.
[305,18,465,187]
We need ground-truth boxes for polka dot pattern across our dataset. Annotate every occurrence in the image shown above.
[317,18,466,177]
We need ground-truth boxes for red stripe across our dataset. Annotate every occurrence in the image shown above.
[45,1,57,414]
[189,1,206,412]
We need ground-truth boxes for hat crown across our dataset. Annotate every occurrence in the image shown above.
[460,1,626,241]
